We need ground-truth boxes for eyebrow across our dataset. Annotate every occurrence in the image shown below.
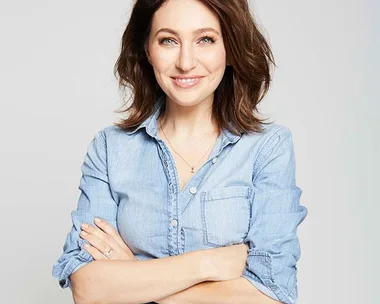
[154,27,221,37]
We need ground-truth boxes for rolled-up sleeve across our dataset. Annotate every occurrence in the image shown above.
[52,130,118,289]
[242,127,308,304]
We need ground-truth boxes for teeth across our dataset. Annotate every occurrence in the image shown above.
[177,78,197,83]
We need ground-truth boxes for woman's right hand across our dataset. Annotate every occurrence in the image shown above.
[204,243,249,281]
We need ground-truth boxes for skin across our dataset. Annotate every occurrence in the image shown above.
[79,219,136,262]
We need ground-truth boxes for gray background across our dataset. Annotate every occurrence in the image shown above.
[0,0,378,303]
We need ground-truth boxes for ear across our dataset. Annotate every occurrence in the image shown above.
[144,43,152,65]
[146,52,152,64]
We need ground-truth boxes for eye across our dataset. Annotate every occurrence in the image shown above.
[199,36,216,44]
[159,38,177,46]
[158,36,216,46]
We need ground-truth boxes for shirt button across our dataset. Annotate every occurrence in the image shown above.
[171,219,178,227]
[212,157,217,164]
[189,186,197,194]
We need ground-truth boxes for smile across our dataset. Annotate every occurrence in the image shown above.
[171,77,203,89]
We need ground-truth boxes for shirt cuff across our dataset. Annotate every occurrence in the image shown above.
[53,247,93,289]
[241,268,280,302]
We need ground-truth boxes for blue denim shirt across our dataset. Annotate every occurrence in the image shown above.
[52,99,308,304]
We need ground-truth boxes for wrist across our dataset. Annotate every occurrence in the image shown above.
[192,249,217,281]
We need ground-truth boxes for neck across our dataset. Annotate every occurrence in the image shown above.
[158,96,219,141]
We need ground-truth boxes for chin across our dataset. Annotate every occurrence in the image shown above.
[169,90,216,106]
[169,97,203,107]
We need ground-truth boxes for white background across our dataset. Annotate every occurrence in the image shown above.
[0,0,378,303]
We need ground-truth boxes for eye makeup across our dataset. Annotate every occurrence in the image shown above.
[158,35,216,46]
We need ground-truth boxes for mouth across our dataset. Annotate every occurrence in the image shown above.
[171,76,204,89]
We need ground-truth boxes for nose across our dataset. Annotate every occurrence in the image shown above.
[176,43,197,72]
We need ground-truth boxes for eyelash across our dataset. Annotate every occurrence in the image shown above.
[159,36,216,46]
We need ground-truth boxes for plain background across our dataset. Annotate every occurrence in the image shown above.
[0,0,378,303]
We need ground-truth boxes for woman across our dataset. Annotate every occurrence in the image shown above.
[52,0,308,303]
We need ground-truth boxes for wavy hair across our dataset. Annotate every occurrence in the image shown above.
[114,0,276,135]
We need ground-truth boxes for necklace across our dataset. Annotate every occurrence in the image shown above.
[159,119,219,174]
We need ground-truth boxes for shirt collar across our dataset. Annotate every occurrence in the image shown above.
[123,95,165,136]
[124,96,242,145]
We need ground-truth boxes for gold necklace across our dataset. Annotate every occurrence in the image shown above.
[159,120,219,174]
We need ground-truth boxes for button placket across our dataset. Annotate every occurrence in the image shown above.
[167,149,182,254]
[157,140,180,255]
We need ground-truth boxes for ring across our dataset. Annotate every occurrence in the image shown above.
[103,249,114,259]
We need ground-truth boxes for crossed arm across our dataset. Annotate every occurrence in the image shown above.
[70,214,281,304]
[155,277,281,304]
[70,248,280,304]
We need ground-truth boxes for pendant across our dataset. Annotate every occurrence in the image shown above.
[191,167,195,173]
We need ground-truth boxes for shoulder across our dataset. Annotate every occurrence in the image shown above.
[97,124,126,138]
[90,124,147,156]
[243,122,293,149]
[84,125,129,153]
[242,122,296,173]
[92,124,133,144]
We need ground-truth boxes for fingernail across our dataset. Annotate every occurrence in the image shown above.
[81,223,88,229]
[94,218,102,223]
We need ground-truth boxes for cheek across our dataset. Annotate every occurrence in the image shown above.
[150,55,172,85]
[151,57,169,73]
[149,48,174,71]
[200,47,226,72]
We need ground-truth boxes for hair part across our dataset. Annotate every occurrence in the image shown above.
[113,0,276,135]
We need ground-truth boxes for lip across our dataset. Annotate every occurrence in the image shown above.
[172,75,204,79]
[171,76,204,89]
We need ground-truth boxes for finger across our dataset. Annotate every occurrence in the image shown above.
[80,231,111,255]
[83,243,107,261]
[93,218,130,250]
[81,223,120,250]
[81,233,126,260]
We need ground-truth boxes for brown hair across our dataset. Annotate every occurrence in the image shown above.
[114,0,276,135]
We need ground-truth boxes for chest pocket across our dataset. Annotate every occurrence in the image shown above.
[200,186,252,247]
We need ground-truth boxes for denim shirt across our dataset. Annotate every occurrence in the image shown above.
[52,99,308,304]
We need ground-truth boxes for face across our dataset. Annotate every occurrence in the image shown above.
[146,0,227,108]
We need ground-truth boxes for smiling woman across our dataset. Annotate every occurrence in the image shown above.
[52,1,308,304]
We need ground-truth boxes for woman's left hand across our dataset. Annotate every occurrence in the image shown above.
[79,217,137,261]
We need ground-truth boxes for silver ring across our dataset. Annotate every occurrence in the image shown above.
[103,249,114,259]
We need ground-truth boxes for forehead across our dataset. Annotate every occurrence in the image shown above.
[151,0,221,33]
